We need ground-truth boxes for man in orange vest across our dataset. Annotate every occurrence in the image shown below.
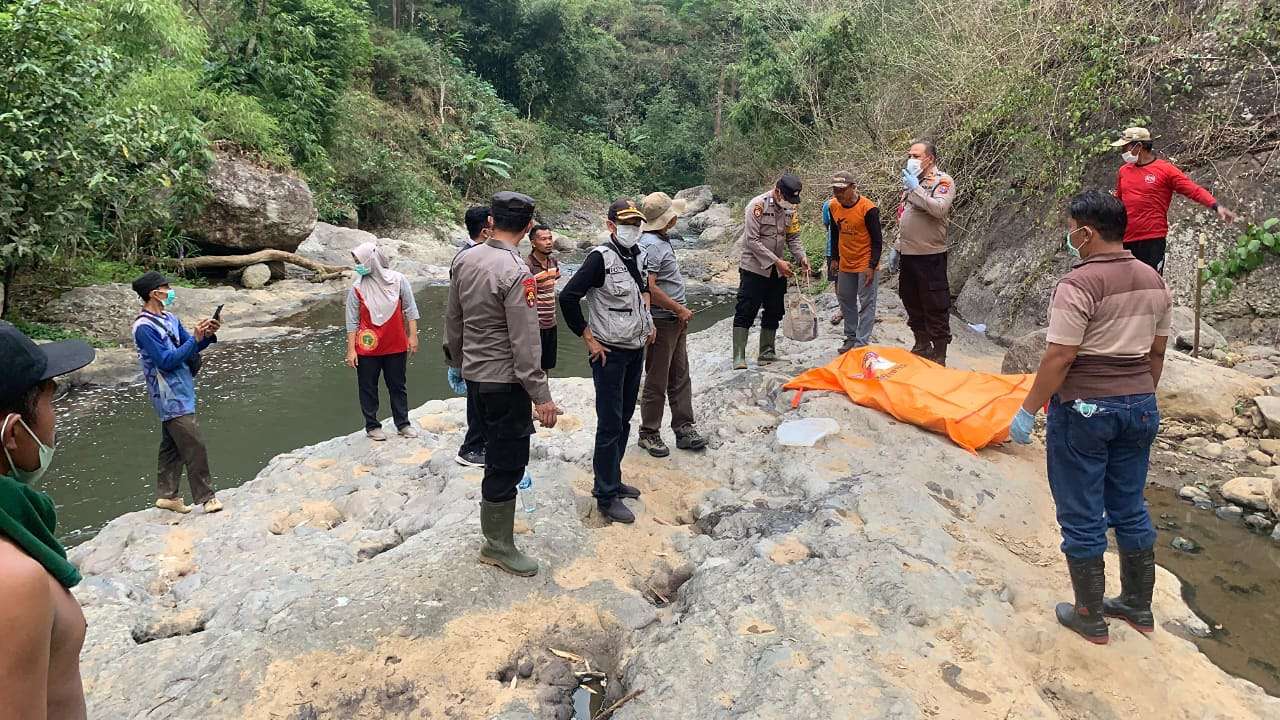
[825,171,883,353]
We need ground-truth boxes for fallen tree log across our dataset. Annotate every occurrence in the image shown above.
[149,249,350,278]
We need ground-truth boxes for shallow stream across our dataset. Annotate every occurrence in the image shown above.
[49,285,734,545]
[1148,485,1280,696]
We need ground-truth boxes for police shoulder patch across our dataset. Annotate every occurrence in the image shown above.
[522,277,536,307]
[752,202,764,219]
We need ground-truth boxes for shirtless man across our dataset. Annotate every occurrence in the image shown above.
[0,320,96,719]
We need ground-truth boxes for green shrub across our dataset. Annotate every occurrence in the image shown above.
[111,67,289,166]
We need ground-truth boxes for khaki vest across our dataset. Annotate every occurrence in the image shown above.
[584,245,649,349]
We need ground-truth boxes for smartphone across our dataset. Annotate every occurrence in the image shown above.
[212,304,224,322]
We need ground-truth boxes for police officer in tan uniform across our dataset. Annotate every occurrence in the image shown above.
[732,173,811,369]
[445,191,558,577]
[897,140,957,365]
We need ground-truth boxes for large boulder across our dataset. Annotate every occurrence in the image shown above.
[1221,476,1275,512]
[297,222,457,279]
[1256,395,1280,435]
[1169,305,1226,352]
[188,156,317,254]
[1001,328,1264,423]
[689,203,734,235]
[675,185,714,216]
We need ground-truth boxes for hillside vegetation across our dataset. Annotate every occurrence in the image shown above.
[2,0,1277,330]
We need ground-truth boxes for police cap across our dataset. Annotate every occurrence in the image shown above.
[776,173,802,203]
[490,191,536,229]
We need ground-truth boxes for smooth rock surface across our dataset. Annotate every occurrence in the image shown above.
[71,298,1279,719]
[1255,395,1280,435]
[1169,305,1226,351]
[1220,476,1275,512]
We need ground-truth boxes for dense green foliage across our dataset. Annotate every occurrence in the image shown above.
[3,0,1274,321]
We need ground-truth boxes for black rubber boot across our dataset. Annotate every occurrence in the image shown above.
[909,333,931,356]
[1055,555,1110,644]
[930,341,949,367]
[1104,547,1156,634]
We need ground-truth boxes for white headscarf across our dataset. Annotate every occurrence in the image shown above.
[352,242,405,326]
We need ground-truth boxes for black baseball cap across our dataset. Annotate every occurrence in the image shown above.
[776,173,802,203]
[0,321,95,406]
[607,198,644,225]
[490,191,536,225]
[132,271,170,301]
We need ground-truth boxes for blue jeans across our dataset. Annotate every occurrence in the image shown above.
[1045,393,1159,559]
[591,346,644,503]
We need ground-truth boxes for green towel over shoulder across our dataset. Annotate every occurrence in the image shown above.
[0,475,81,588]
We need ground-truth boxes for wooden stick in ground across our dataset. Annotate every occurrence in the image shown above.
[151,249,350,277]
[593,689,643,720]
[1193,232,1205,358]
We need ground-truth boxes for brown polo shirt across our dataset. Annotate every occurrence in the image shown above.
[1046,250,1172,401]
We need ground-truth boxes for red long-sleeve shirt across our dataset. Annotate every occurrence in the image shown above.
[1114,158,1216,244]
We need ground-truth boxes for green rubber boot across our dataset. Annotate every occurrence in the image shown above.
[758,327,778,364]
[732,327,749,370]
[478,499,538,577]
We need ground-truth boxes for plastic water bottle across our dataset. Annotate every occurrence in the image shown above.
[517,472,535,513]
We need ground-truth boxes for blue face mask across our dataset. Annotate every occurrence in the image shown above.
[160,288,176,307]
[1,414,55,486]
[354,264,371,277]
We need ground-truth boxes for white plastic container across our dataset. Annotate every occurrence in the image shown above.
[775,418,840,447]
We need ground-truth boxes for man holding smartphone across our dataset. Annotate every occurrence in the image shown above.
[131,271,223,514]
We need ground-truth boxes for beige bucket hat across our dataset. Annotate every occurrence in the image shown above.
[639,192,687,232]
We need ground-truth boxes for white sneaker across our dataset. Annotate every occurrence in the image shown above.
[367,428,388,441]
[398,426,420,439]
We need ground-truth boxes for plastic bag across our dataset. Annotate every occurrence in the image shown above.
[782,280,819,342]
[776,417,840,446]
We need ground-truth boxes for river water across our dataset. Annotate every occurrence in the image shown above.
[1147,486,1280,696]
[49,285,735,545]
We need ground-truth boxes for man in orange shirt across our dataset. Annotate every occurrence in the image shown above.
[825,171,883,353]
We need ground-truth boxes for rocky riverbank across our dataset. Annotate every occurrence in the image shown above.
[48,222,463,389]
[69,290,1278,719]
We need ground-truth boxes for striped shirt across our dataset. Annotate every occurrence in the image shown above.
[1047,250,1172,400]
[525,251,559,329]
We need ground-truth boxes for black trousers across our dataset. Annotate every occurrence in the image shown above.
[1127,237,1166,275]
[590,346,644,503]
[540,326,558,370]
[470,383,534,502]
[461,388,485,455]
[734,268,788,330]
[356,351,409,431]
[898,252,952,345]
[157,414,215,504]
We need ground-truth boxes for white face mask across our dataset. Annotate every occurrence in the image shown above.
[1121,151,1139,164]
[906,158,923,177]
[614,224,642,248]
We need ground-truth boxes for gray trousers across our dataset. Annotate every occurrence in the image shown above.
[837,270,878,348]
[158,415,215,504]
